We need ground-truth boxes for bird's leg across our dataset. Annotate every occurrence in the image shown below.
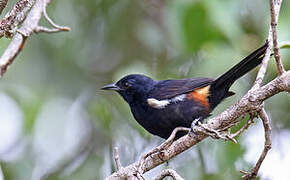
[192,117,202,126]
[189,117,205,139]
[190,117,203,132]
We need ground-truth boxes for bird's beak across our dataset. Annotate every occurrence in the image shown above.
[101,83,121,91]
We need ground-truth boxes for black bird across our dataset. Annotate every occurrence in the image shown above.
[102,42,268,139]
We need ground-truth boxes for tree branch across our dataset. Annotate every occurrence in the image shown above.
[0,0,8,14]
[0,0,35,38]
[137,127,190,175]
[270,0,285,75]
[253,0,283,88]
[241,108,272,180]
[0,0,69,78]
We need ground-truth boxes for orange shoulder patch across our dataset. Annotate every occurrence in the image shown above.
[186,85,210,108]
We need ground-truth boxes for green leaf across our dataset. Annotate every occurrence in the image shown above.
[280,42,290,49]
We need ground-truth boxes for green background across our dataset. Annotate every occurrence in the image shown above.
[0,0,289,179]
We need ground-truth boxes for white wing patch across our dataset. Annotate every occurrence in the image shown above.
[171,94,186,102]
[147,94,186,109]
[147,98,170,109]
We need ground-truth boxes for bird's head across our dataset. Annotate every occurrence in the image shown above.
[101,74,156,104]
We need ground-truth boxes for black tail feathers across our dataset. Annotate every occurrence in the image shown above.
[209,41,269,109]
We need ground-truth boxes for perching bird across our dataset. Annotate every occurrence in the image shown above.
[102,42,268,139]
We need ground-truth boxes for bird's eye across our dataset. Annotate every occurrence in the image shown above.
[124,82,130,88]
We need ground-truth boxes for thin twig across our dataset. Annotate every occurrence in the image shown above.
[253,0,283,88]
[143,127,190,160]
[113,147,122,171]
[219,114,247,132]
[154,169,184,180]
[199,114,255,143]
[162,127,191,148]
[252,41,273,89]
[231,115,255,138]
[34,25,66,33]
[270,0,285,75]
[241,108,272,180]
[42,1,70,31]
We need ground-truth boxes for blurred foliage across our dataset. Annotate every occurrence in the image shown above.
[0,0,290,179]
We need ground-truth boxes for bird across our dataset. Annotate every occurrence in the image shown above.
[101,42,268,139]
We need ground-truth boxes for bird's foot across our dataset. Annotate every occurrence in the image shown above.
[192,121,237,143]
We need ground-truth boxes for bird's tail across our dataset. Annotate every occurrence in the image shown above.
[209,41,269,109]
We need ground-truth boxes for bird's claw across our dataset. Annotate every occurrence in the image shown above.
[191,121,237,143]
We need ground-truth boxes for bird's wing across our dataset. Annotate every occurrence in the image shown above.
[148,77,213,100]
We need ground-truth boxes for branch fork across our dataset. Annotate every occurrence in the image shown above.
[240,108,272,180]
[34,0,70,33]
[269,0,285,75]
[0,0,70,78]
[137,127,190,176]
